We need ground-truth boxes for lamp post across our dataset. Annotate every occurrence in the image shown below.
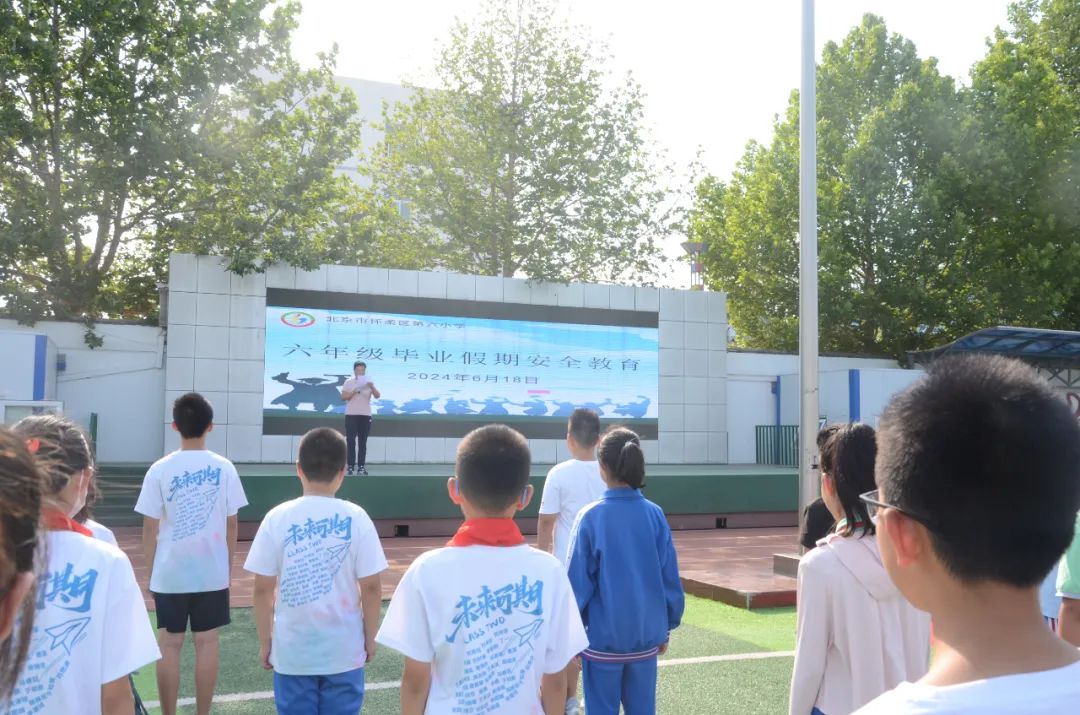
[798,0,820,540]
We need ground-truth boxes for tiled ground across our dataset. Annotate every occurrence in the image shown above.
[116,526,798,609]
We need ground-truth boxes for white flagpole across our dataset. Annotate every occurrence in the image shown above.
[798,0,819,542]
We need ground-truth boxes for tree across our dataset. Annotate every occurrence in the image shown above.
[695,15,971,355]
[365,0,673,284]
[0,0,425,328]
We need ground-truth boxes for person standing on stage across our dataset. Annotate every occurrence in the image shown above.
[342,361,381,476]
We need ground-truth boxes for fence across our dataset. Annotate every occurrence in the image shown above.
[755,425,799,466]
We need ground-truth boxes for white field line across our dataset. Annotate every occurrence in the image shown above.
[142,650,795,709]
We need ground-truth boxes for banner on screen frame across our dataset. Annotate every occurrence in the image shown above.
[263,304,659,438]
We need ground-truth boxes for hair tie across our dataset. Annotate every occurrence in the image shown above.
[25,438,40,455]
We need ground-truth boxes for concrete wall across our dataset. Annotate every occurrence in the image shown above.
[165,253,731,464]
[0,320,165,463]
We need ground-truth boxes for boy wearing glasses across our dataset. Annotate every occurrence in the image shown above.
[854,355,1080,713]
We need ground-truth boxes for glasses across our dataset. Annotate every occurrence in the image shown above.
[858,490,937,531]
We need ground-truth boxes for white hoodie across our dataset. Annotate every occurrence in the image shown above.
[789,531,931,715]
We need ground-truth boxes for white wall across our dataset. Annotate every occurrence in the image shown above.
[0,320,165,462]
[166,253,731,464]
[0,332,46,401]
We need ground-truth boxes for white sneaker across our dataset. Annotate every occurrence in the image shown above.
[564,698,581,715]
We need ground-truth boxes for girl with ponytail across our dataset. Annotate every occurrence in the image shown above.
[566,427,684,714]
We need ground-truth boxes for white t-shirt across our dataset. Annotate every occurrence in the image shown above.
[134,449,248,593]
[84,519,118,548]
[343,376,374,416]
[9,531,160,715]
[244,496,388,675]
[377,544,588,715]
[538,460,604,564]
[853,660,1080,714]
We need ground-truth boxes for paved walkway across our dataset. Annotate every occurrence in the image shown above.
[115,526,798,609]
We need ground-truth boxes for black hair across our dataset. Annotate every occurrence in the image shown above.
[597,427,646,489]
[172,393,214,439]
[354,361,367,369]
[12,414,93,496]
[876,354,1080,587]
[568,408,601,449]
[456,424,531,512]
[298,428,347,483]
[0,427,43,701]
[820,423,876,536]
[816,423,841,450]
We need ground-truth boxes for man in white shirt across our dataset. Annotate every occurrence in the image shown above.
[135,393,249,715]
[341,361,381,476]
[854,356,1080,714]
[537,407,604,715]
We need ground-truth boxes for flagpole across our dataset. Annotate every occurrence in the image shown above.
[798,0,819,543]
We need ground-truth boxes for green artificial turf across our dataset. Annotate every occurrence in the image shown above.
[135,596,797,713]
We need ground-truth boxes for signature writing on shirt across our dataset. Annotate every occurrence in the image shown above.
[446,576,544,643]
[37,562,98,614]
[166,466,222,502]
[283,514,352,546]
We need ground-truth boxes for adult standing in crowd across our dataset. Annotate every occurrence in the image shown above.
[341,361,381,476]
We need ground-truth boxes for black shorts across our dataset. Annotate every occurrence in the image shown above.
[153,589,231,634]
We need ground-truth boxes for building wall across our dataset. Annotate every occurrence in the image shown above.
[0,320,166,463]
[164,253,730,464]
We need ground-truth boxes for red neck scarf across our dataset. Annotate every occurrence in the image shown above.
[43,509,93,537]
[447,518,525,547]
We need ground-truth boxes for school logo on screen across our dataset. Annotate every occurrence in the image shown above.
[280,311,316,328]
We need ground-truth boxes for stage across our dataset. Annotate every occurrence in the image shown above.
[96,463,799,538]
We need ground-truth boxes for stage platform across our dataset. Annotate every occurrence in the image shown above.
[114,525,798,611]
[96,463,799,537]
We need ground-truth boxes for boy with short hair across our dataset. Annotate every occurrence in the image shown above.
[135,393,248,715]
[244,427,387,713]
[377,424,589,715]
[537,408,604,715]
[854,355,1080,713]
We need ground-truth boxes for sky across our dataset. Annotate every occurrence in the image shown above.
[290,0,1015,287]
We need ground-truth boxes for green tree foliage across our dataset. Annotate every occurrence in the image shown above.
[694,4,1080,356]
[366,0,673,283]
[0,0,423,326]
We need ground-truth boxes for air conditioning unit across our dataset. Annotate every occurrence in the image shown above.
[1,400,64,425]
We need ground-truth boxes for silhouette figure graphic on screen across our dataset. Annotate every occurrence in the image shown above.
[612,396,651,419]
[374,399,399,415]
[271,373,349,412]
[471,397,516,416]
[444,397,476,415]
[552,400,611,417]
[399,397,440,414]
[551,401,578,417]
[520,398,550,416]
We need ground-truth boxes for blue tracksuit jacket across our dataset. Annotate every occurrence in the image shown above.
[566,488,685,661]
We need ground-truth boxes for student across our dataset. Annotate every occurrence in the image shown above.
[11,415,160,714]
[1057,514,1080,645]
[244,427,388,714]
[341,361,381,475]
[789,423,930,715]
[566,427,685,715]
[135,393,248,715]
[377,424,588,715]
[799,425,842,551]
[538,408,605,564]
[537,408,604,715]
[0,427,44,704]
[854,355,1080,713]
